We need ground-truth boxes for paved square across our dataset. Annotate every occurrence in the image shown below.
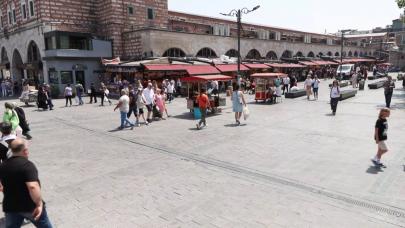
[1,77,404,227]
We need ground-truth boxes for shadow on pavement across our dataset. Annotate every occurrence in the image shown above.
[325,113,334,116]
[366,166,384,174]
[172,112,194,120]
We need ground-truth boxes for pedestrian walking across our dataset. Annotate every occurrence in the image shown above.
[135,88,148,126]
[167,81,174,103]
[196,89,210,130]
[383,76,395,108]
[127,86,137,119]
[0,138,53,228]
[114,89,135,130]
[155,89,169,120]
[14,105,32,140]
[304,76,313,100]
[89,83,97,104]
[290,76,297,90]
[37,86,48,111]
[312,76,320,100]
[330,80,341,115]
[75,83,84,105]
[100,83,112,106]
[371,108,390,167]
[64,84,73,107]
[3,102,22,136]
[176,79,182,97]
[143,83,155,123]
[44,84,53,110]
[231,84,247,125]
[282,76,290,95]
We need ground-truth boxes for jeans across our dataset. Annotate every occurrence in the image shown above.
[120,111,134,128]
[5,207,53,228]
[385,92,393,108]
[330,97,339,113]
[90,93,97,103]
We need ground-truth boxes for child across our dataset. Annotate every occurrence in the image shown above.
[372,108,390,167]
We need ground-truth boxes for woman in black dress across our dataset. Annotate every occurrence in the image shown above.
[37,86,48,110]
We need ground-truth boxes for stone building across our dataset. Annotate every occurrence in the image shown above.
[0,0,379,92]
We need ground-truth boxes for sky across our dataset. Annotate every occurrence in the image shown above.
[168,0,404,34]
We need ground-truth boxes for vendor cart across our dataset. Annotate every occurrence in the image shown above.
[181,75,233,116]
[251,73,287,103]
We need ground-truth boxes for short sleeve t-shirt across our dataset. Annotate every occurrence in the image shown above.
[375,118,388,141]
[197,94,209,109]
[119,95,130,113]
[0,156,39,212]
[65,87,73,96]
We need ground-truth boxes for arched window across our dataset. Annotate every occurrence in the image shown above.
[295,51,303,57]
[307,51,315,58]
[162,48,186,57]
[266,51,278,60]
[318,52,324,57]
[246,49,261,60]
[354,51,358,57]
[27,41,40,63]
[225,49,239,58]
[342,51,347,57]
[335,52,340,57]
[281,50,292,59]
[327,51,333,56]
[348,51,353,57]
[196,47,217,58]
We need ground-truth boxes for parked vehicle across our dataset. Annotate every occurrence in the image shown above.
[336,64,355,80]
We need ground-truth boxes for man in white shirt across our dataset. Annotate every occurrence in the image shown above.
[114,89,134,130]
[142,83,155,123]
[167,81,174,103]
[282,76,290,95]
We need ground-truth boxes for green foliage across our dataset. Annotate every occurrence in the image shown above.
[397,0,405,8]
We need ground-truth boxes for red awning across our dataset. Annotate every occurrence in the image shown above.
[144,64,189,71]
[311,60,339,66]
[266,63,306,68]
[181,75,233,82]
[299,61,318,66]
[337,58,376,64]
[243,63,271,69]
[251,73,288,78]
[215,64,249,72]
[183,65,220,75]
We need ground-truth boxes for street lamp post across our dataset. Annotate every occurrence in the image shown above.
[339,29,352,80]
[221,5,260,85]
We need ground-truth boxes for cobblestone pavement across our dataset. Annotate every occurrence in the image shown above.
[1,76,404,227]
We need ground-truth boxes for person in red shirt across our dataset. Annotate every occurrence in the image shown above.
[196,89,210,130]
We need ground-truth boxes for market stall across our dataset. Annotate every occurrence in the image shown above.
[181,74,233,115]
[250,73,288,103]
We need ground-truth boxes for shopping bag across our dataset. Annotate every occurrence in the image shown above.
[243,106,250,120]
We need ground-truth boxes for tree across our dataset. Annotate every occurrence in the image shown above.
[397,0,405,8]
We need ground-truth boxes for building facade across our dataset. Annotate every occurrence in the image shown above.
[0,0,379,92]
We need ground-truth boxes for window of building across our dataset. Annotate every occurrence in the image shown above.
[12,4,16,24]
[48,71,59,84]
[128,6,134,15]
[60,71,73,84]
[29,0,35,17]
[21,2,27,20]
[45,32,93,50]
[147,8,154,20]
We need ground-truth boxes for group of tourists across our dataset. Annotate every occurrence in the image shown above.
[114,79,174,130]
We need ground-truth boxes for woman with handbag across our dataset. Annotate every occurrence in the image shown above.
[231,83,246,126]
